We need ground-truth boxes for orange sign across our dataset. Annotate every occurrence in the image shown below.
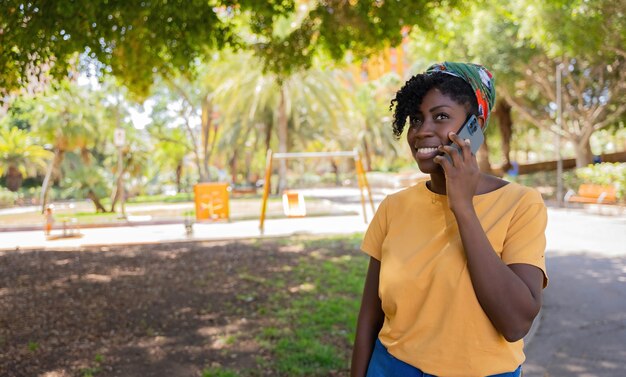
[194,183,230,221]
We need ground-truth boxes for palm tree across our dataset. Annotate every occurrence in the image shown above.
[0,126,52,192]
[61,154,110,212]
[211,51,355,192]
[108,127,151,213]
[351,73,403,171]
[28,82,101,212]
[147,73,219,183]
[150,127,191,193]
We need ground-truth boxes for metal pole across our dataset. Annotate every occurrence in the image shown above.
[556,63,564,207]
[118,145,127,218]
[259,149,273,234]
[354,155,369,224]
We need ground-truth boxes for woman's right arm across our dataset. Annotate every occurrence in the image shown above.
[351,257,384,377]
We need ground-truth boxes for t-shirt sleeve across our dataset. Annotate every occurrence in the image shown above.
[502,192,549,287]
[361,196,389,261]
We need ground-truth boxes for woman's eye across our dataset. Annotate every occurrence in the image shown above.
[410,118,423,127]
[435,113,449,120]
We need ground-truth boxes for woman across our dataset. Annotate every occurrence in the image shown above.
[351,62,548,377]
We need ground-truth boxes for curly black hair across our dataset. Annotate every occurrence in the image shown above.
[389,72,478,139]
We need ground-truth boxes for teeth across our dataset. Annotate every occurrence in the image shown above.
[417,147,438,153]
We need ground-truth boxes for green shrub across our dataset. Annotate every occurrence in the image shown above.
[0,187,18,207]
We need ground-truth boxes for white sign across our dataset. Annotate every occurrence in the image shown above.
[114,128,126,147]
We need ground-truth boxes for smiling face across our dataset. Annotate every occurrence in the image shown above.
[406,88,470,173]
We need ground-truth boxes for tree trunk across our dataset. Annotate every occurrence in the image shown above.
[331,159,340,186]
[264,122,272,153]
[477,140,493,175]
[87,189,108,213]
[575,136,594,167]
[176,163,183,193]
[277,86,288,193]
[495,98,513,172]
[201,98,220,179]
[5,166,23,192]
[40,149,63,213]
[110,148,125,214]
[201,99,212,181]
[362,138,372,172]
[245,149,254,185]
[230,150,238,184]
[110,186,119,212]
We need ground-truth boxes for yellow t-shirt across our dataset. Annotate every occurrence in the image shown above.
[361,179,548,377]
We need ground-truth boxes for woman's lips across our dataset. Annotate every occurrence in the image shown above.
[414,146,440,160]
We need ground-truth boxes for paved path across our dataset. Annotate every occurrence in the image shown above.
[524,208,626,376]
[0,214,372,251]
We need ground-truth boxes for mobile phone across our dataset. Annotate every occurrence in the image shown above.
[444,114,484,164]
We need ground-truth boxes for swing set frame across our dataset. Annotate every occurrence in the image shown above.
[259,149,375,233]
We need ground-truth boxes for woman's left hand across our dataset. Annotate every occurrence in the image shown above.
[433,132,481,213]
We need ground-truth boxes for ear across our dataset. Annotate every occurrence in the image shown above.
[477,116,486,130]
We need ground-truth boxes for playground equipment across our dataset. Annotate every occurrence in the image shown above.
[194,182,230,221]
[259,149,375,233]
[282,190,307,217]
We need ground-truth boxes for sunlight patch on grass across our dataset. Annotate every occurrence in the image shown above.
[256,235,368,376]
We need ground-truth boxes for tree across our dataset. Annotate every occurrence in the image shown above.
[351,73,403,171]
[500,56,625,167]
[108,126,151,213]
[503,0,626,167]
[0,126,52,191]
[25,81,108,212]
[150,127,192,193]
[147,73,218,183]
[0,0,294,97]
[407,0,626,168]
[61,154,109,212]
[210,51,354,191]
[1,1,458,96]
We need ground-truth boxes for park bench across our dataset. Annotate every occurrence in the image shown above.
[564,184,618,205]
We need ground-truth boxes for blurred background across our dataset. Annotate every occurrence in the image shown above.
[1,0,624,225]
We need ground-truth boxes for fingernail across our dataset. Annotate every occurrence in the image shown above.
[465,139,470,145]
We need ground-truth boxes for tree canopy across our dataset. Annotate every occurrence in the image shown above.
[0,0,455,97]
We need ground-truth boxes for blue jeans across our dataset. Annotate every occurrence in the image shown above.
[366,338,522,377]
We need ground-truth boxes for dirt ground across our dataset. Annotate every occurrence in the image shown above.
[0,239,357,377]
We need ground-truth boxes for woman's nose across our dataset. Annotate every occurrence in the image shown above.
[415,119,436,136]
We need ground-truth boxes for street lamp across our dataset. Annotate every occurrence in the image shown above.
[555,62,564,207]
[114,127,127,219]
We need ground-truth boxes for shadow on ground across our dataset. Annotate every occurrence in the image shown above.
[1,239,359,377]
[524,251,626,377]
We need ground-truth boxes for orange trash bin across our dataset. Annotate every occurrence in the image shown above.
[194,183,230,221]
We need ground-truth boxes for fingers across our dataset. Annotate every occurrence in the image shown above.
[449,132,473,158]
[435,132,475,173]
[433,153,451,172]
[437,144,461,167]
[437,132,464,166]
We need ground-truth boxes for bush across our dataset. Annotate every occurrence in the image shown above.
[0,187,18,207]
[16,186,62,206]
[575,162,626,200]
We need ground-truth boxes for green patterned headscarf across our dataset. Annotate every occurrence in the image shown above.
[426,62,496,130]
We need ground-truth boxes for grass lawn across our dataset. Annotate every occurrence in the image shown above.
[0,234,368,376]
